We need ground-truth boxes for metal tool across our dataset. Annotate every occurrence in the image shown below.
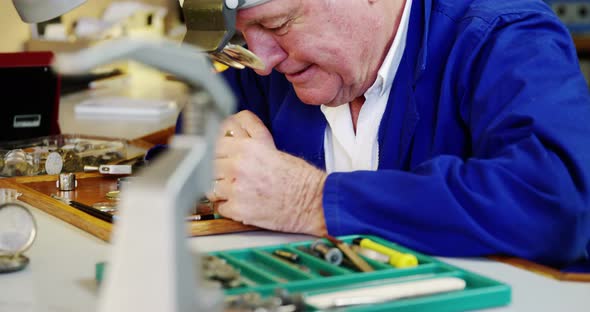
[105,190,120,201]
[84,164,132,175]
[273,249,300,263]
[270,253,311,274]
[225,288,305,312]
[210,44,265,70]
[310,240,343,265]
[56,172,77,191]
[92,201,118,213]
[325,235,373,272]
[182,0,265,70]
[203,255,243,289]
[0,198,37,274]
[51,194,116,223]
[185,213,218,221]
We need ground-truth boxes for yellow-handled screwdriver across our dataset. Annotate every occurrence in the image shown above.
[353,237,418,268]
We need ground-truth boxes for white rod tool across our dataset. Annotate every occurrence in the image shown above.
[305,277,466,309]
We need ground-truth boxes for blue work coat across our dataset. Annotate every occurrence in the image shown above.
[222,0,590,266]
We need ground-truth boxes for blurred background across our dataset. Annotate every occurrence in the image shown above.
[1,0,184,52]
[547,0,590,83]
[0,0,192,144]
[3,0,590,84]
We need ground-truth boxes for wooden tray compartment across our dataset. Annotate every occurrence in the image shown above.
[1,173,256,242]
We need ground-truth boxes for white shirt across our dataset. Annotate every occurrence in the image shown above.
[321,0,413,173]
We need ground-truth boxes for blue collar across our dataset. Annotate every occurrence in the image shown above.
[410,0,432,84]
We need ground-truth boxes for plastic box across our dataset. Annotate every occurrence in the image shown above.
[209,235,511,311]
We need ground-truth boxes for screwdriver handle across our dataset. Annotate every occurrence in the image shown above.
[355,238,418,268]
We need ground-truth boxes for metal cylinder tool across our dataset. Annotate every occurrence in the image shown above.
[56,173,77,191]
[311,240,343,265]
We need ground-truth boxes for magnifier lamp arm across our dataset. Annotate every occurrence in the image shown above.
[53,38,235,116]
[12,0,87,23]
[53,38,235,312]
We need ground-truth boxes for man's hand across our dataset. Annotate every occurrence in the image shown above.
[208,110,328,236]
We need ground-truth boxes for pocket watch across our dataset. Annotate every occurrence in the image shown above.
[0,199,37,274]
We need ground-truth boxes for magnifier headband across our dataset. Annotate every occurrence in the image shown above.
[239,0,274,9]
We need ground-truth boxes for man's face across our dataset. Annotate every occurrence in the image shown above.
[236,0,384,106]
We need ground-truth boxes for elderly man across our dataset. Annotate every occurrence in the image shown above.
[208,0,590,266]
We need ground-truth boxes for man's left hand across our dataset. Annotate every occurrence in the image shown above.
[209,110,328,236]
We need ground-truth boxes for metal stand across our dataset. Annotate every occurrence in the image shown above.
[53,38,235,312]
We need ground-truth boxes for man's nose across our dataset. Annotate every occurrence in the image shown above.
[242,28,287,75]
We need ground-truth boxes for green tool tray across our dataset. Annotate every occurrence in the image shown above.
[209,235,511,311]
[96,235,511,311]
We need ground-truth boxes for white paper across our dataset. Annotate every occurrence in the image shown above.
[74,96,178,121]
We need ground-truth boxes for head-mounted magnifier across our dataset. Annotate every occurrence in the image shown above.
[182,0,272,71]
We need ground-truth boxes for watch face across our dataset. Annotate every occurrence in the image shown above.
[0,203,36,256]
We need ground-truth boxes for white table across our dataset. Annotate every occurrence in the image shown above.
[1,203,589,312]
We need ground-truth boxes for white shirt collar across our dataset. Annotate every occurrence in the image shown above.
[365,0,412,98]
[320,0,412,173]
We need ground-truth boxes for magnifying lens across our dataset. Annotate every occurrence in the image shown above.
[182,0,266,71]
[0,194,37,274]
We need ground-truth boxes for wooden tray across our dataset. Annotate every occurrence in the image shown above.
[1,173,256,242]
[490,256,590,282]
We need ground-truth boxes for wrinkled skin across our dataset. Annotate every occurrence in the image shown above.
[236,0,400,106]
[208,0,403,235]
[209,111,327,235]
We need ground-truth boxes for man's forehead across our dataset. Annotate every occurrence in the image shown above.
[240,0,275,9]
[237,0,295,25]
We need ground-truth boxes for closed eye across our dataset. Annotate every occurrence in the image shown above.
[262,21,290,36]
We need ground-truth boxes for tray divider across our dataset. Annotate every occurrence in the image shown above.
[218,252,285,285]
[251,249,317,280]
[283,245,354,275]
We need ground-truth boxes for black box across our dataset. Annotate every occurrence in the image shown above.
[0,51,60,142]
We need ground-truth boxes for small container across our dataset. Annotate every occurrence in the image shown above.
[0,188,22,203]
[56,173,77,191]
[0,135,127,177]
